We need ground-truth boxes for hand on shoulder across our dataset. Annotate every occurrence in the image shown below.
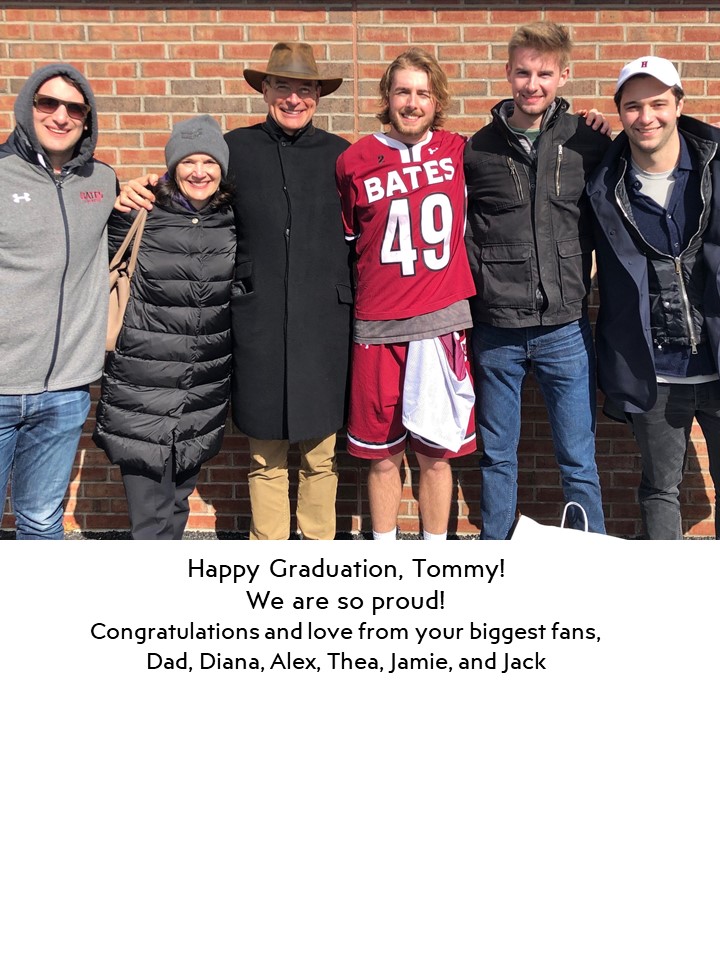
[115,173,160,212]
[577,108,613,138]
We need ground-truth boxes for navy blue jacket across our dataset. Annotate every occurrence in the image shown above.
[586,115,720,415]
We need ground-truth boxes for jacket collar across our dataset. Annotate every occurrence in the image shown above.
[261,113,316,143]
[492,96,569,136]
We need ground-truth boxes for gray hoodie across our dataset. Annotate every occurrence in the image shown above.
[0,63,117,394]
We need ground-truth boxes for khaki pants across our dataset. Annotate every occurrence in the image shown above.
[247,433,338,540]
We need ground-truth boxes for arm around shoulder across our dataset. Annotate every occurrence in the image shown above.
[115,173,160,212]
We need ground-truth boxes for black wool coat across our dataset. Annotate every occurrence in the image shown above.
[94,196,236,478]
[226,117,353,442]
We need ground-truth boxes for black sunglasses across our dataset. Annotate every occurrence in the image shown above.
[33,94,90,121]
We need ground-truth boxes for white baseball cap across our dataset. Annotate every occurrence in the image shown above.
[615,55,682,94]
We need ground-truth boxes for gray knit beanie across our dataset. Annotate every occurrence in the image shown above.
[165,114,229,177]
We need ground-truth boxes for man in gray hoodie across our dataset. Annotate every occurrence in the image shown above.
[0,64,117,539]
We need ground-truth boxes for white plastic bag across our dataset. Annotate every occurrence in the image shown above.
[511,502,623,544]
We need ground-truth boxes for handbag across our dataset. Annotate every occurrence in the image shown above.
[106,208,148,351]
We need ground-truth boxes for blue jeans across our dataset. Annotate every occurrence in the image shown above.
[630,380,720,539]
[472,318,605,539]
[0,387,91,540]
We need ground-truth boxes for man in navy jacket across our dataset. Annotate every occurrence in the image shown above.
[587,56,720,539]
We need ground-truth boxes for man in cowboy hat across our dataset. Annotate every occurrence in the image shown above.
[231,43,353,540]
[118,42,353,540]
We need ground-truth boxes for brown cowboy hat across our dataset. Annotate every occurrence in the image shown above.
[243,42,343,97]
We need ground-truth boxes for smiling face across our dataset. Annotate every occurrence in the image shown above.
[505,47,569,131]
[262,75,320,135]
[174,154,222,209]
[33,75,87,171]
[618,75,683,170]
[386,67,437,145]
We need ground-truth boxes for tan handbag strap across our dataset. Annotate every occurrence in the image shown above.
[109,207,148,272]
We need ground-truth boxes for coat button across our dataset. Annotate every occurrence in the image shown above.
[192,217,199,224]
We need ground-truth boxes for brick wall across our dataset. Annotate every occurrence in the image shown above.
[2,2,719,537]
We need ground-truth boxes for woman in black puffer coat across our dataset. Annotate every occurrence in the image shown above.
[94,116,236,539]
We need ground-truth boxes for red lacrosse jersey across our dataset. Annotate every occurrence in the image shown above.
[336,128,475,322]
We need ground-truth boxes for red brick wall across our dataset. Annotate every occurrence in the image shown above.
[2,2,719,537]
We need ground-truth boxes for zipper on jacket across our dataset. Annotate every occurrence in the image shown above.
[674,141,716,356]
[507,157,524,200]
[674,257,698,354]
[674,140,718,355]
[555,144,563,196]
[44,178,71,389]
[615,162,699,356]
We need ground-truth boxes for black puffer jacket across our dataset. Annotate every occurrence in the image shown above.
[94,194,236,478]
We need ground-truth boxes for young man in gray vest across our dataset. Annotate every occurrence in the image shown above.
[587,56,720,538]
